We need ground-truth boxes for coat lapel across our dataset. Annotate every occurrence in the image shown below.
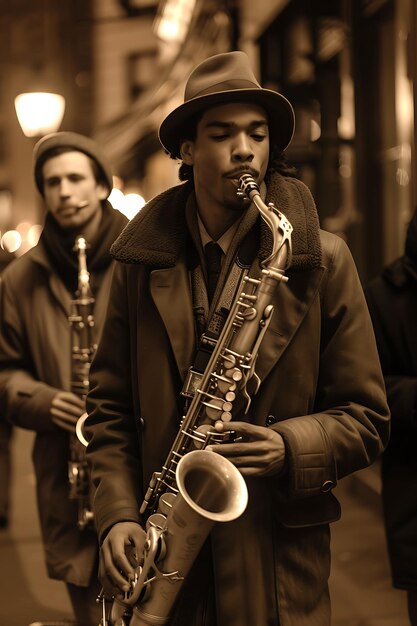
[49,272,71,316]
[150,260,195,381]
[256,266,325,381]
[150,258,325,386]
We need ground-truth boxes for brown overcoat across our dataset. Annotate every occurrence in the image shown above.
[86,173,390,626]
[0,242,114,585]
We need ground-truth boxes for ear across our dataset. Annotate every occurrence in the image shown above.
[180,140,195,166]
[97,183,109,200]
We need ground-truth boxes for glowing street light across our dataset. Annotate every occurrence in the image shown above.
[154,0,196,44]
[14,92,65,137]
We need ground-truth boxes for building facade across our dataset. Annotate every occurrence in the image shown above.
[0,0,415,281]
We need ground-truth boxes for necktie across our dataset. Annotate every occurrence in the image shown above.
[204,241,223,304]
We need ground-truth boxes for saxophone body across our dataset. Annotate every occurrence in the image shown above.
[68,235,96,530]
[103,175,293,626]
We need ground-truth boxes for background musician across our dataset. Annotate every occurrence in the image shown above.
[365,206,417,626]
[0,131,127,626]
[85,51,390,626]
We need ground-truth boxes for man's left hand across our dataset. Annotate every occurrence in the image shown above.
[206,421,286,477]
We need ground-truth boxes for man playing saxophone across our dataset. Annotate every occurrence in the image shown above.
[85,51,390,626]
[0,132,127,626]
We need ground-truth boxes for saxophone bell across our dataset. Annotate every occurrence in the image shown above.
[127,450,248,626]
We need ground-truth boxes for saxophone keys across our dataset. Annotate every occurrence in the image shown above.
[146,512,166,531]
[223,354,236,368]
[194,424,215,447]
[231,368,243,382]
[145,516,167,560]
[241,306,257,320]
[216,378,229,393]
[204,397,223,421]
[264,304,274,319]
[158,492,176,516]
[216,378,236,394]
[221,412,232,422]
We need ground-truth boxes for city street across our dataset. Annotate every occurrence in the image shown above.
[0,427,410,626]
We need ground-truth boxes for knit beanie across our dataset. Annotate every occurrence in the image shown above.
[33,131,113,196]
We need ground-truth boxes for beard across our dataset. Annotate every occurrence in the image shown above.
[223,193,251,212]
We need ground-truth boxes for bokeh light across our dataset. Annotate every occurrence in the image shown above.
[1,230,22,254]
[108,189,145,220]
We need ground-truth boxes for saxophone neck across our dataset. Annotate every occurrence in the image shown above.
[74,236,93,299]
[265,207,293,271]
[238,174,293,271]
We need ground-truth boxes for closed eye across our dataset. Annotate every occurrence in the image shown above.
[44,177,60,187]
[251,133,267,142]
[210,133,230,141]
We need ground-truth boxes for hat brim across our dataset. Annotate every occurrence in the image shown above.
[158,88,295,158]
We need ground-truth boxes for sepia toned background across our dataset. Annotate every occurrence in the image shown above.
[0,0,415,624]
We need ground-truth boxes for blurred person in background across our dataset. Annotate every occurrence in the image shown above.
[365,206,417,626]
[85,51,390,626]
[0,415,11,528]
[0,249,15,530]
[0,132,127,626]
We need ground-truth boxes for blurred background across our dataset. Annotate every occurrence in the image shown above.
[1,0,416,281]
[0,0,415,624]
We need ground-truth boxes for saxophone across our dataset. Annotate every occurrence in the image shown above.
[102,174,293,626]
[68,234,96,530]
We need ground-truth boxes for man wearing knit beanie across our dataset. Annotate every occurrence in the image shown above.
[0,131,128,626]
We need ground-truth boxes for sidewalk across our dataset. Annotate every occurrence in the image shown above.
[0,428,411,626]
[0,428,73,626]
[330,472,409,625]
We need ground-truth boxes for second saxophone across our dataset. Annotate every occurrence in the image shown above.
[68,235,96,529]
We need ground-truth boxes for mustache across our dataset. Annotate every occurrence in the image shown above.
[225,167,259,180]
[58,200,88,212]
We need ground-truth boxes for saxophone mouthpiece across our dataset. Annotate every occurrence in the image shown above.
[237,174,259,200]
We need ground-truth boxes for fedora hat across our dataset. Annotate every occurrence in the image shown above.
[159,50,295,158]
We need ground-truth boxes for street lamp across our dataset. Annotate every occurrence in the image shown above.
[14,91,66,137]
[154,0,197,44]
[12,88,66,255]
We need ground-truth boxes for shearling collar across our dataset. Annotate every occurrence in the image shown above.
[111,172,322,272]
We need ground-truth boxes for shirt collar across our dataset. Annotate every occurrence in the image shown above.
[197,212,241,255]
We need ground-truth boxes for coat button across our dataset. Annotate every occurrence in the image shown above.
[321,480,335,493]
[265,414,278,426]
